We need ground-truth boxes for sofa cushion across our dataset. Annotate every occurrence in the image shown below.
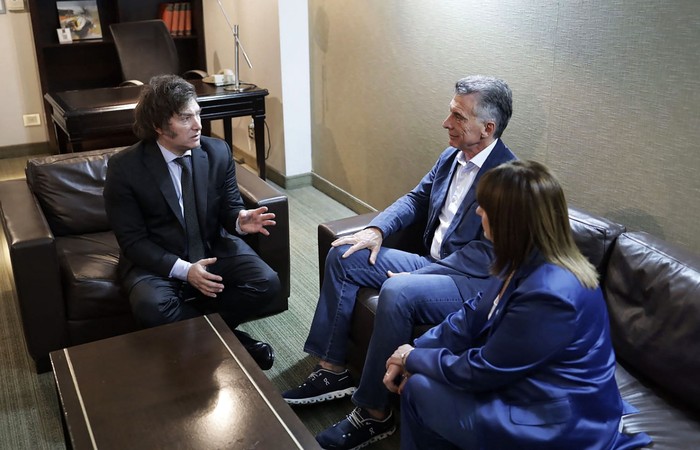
[568,206,625,276]
[25,147,124,236]
[56,231,129,320]
[616,363,700,449]
[605,231,700,411]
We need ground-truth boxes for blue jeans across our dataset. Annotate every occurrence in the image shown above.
[351,274,465,411]
[304,245,432,365]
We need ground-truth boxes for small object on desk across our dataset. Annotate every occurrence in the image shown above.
[56,28,73,44]
[203,69,236,87]
[202,74,225,86]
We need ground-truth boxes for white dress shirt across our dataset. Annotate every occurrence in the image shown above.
[430,140,498,260]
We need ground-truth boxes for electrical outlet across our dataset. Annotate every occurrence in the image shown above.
[22,114,41,127]
[248,121,255,139]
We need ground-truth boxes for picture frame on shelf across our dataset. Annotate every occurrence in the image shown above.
[56,0,103,41]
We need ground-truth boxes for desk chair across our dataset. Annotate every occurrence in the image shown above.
[110,19,207,86]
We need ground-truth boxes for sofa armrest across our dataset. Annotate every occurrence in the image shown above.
[0,179,68,371]
[235,163,290,314]
[318,213,379,287]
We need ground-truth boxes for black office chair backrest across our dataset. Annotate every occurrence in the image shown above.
[110,20,179,85]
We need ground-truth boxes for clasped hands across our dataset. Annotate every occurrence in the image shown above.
[383,344,414,394]
[187,207,275,297]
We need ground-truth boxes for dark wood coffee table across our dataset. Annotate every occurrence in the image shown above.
[50,314,319,449]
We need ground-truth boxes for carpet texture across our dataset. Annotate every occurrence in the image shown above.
[0,160,401,449]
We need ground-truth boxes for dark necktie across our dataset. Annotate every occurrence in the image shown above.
[176,156,205,262]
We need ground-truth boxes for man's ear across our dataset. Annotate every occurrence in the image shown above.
[482,121,496,138]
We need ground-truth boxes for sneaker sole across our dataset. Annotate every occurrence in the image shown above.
[348,426,396,450]
[284,387,357,405]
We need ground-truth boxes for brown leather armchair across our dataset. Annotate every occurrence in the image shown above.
[0,147,290,373]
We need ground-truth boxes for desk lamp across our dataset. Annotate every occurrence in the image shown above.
[215,0,256,92]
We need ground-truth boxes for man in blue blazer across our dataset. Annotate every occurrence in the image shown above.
[283,75,517,450]
[104,75,279,369]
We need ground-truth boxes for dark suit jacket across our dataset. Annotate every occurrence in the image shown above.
[104,136,256,289]
[407,253,651,449]
[369,140,516,298]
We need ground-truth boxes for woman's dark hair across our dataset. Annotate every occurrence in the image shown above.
[476,160,598,288]
[133,74,197,141]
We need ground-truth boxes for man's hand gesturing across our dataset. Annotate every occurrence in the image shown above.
[239,206,276,235]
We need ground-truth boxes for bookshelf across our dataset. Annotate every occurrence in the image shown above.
[27,0,206,150]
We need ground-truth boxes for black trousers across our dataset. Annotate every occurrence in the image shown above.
[128,254,280,329]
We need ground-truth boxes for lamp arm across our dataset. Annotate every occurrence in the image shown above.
[235,35,253,69]
[215,0,253,69]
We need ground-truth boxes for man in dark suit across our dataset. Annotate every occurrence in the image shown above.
[282,76,517,449]
[104,74,279,370]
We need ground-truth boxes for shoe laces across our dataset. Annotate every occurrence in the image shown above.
[346,407,367,429]
[307,367,323,381]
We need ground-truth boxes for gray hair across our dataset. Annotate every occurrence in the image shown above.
[455,76,513,138]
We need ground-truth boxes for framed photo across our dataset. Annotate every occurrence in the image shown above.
[0,0,6,15]
[56,1,103,40]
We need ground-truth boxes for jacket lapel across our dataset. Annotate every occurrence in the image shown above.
[426,148,461,242]
[476,252,543,337]
[142,142,185,229]
[190,146,209,229]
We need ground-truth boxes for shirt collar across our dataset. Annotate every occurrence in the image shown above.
[456,138,499,169]
[157,141,192,164]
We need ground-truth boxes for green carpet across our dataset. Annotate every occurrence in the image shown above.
[0,175,401,449]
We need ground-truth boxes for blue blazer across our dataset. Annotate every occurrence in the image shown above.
[104,136,256,289]
[369,140,516,297]
[406,253,651,449]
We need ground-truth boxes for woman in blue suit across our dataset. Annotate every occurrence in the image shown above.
[383,160,651,450]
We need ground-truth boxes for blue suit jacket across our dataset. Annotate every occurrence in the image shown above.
[407,253,652,449]
[104,136,256,289]
[369,140,516,297]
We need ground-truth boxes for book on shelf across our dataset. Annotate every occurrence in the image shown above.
[169,3,179,35]
[159,3,174,33]
[159,2,192,36]
[183,3,192,36]
[177,3,186,36]
[56,0,103,41]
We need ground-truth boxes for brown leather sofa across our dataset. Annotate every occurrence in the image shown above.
[0,147,290,373]
[318,207,700,449]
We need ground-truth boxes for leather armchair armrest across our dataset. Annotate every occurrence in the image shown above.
[235,163,290,313]
[317,213,379,287]
[317,213,428,288]
[0,179,68,372]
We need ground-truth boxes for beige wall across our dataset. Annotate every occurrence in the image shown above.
[3,2,699,253]
[309,0,700,253]
[0,11,47,147]
[203,0,286,174]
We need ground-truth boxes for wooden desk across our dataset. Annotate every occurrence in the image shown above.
[45,80,269,179]
[50,314,319,449]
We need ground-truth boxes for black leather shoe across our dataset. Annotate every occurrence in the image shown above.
[233,330,275,370]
